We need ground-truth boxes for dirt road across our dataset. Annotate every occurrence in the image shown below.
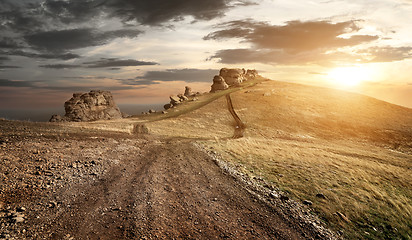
[51,140,312,239]
[0,120,333,239]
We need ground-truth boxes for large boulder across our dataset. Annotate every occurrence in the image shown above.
[210,75,229,92]
[50,90,122,122]
[219,68,245,86]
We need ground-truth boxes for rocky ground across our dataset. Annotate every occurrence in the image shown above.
[0,119,336,239]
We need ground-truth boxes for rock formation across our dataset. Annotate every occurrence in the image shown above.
[245,69,258,80]
[50,90,123,122]
[184,86,194,97]
[163,86,199,110]
[210,75,229,92]
[210,68,259,93]
[219,68,245,86]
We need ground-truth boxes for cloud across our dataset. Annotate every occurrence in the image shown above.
[120,68,218,86]
[84,58,159,68]
[0,78,131,92]
[0,78,35,88]
[2,50,80,60]
[136,68,218,82]
[105,0,253,26]
[0,65,21,69]
[208,48,355,66]
[0,37,22,49]
[39,64,82,69]
[204,19,393,65]
[0,0,252,64]
[24,28,142,52]
[205,19,378,52]
[358,46,412,62]
[40,58,159,69]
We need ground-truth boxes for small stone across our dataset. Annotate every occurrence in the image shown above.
[12,216,24,223]
[280,195,289,201]
[49,201,58,208]
[269,192,278,198]
[16,206,26,212]
[302,200,313,206]
[316,193,326,199]
[336,211,350,223]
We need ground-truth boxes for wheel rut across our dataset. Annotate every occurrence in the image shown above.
[226,93,246,138]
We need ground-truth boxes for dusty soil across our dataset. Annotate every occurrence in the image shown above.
[0,119,336,239]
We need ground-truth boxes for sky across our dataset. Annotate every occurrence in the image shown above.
[1,0,412,112]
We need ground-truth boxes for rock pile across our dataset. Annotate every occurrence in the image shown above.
[50,90,123,122]
[210,68,259,93]
[163,86,200,110]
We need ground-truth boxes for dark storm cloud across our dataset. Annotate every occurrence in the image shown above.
[39,64,82,69]
[1,0,252,64]
[2,50,80,60]
[0,4,45,32]
[135,69,218,82]
[40,58,159,69]
[205,19,383,65]
[0,79,35,87]
[0,37,22,49]
[0,66,21,69]
[119,68,218,86]
[0,56,20,69]
[0,78,131,92]
[84,58,159,68]
[41,0,104,24]
[205,19,378,51]
[25,28,142,52]
[105,0,254,26]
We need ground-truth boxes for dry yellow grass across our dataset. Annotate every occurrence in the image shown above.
[147,80,412,239]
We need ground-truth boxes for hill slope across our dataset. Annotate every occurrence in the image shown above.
[146,80,412,239]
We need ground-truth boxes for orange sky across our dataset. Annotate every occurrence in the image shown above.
[1,0,411,112]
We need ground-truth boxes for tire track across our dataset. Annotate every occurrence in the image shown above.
[226,93,246,138]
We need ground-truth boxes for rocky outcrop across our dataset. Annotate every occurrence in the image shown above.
[210,68,259,93]
[184,86,194,97]
[50,90,123,122]
[219,68,246,86]
[210,75,229,92]
[163,86,200,110]
[245,69,258,80]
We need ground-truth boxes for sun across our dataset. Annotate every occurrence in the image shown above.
[327,66,372,87]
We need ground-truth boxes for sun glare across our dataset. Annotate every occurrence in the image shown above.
[327,66,372,87]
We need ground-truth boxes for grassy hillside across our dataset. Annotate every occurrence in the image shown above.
[145,80,412,239]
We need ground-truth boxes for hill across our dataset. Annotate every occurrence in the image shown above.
[1,78,411,239]
[144,79,412,239]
